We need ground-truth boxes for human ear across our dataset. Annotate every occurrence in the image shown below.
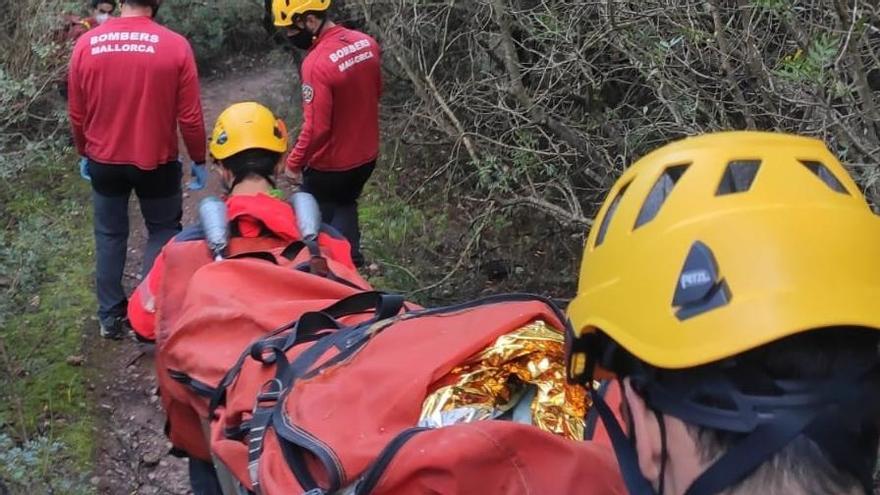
[623,378,664,488]
[216,164,232,184]
[305,14,321,32]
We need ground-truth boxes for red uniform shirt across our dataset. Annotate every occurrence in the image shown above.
[286,25,382,173]
[68,16,206,169]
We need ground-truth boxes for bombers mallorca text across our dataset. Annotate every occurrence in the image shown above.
[90,31,160,55]
[328,38,375,73]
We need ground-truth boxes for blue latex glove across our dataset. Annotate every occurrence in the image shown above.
[187,162,208,191]
[79,156,91,181]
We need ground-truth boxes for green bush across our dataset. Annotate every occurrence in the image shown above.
[159,0,273,69]
[354,0,880,303]
[0,146,96,493]
[0,433,90,494]
[0,0,79,176]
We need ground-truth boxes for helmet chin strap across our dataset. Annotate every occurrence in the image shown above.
[594,382,835,495]
[655,410,668,495]
[591,362,879,495]
[313,16,328,39]
[590,386,658,494]
[577,337,876,495]
[594,385,824,495]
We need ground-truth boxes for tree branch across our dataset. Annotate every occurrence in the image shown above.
[489,0,606,186]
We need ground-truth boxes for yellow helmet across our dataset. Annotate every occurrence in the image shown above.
[567,131,880,377]
[209,102,288,161]
[272,0,331,27]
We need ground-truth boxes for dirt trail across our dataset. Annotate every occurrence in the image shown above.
[87,63,291,495]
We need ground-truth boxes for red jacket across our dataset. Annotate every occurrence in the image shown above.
[56,16,96,85]
[128,193,355,341]
[56,15,95,44]
[286,25,382,173]
[68,16,206,169]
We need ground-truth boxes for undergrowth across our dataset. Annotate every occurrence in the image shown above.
[0,144,95,494]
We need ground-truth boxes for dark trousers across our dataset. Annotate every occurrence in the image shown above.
[302,161,375,266]
[188,457,223,495]
[89,160,182,321]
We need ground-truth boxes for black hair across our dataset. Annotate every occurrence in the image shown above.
[219,148,282,187]
[91,0,117,8]
[120,0,158,8]
[673,328,880,494]
[303,10,328,20]
[291,10,329,26]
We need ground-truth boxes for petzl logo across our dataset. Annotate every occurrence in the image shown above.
[680,269,712,290]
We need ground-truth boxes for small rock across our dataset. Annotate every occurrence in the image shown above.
[514,266,525,275]
[90,476,101,486]
[29,295,41,308]
[66,355,85,367]
[142,452,161,467]
[367,262,381,274]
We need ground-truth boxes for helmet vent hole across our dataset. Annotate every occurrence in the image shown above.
[716,160,760,196]
[801,160,849,194]
[595,182,630,247]
[635,164,689,229]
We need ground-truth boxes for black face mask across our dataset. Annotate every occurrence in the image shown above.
[287,28,314,50]
[286,17,328,51]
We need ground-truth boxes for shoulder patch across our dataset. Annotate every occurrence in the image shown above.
[302,84,314,104]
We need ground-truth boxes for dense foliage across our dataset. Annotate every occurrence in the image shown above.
[360,0,880,229]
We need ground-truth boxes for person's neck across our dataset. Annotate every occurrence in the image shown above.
[230,176,274,196]
[120,5,152,18]
[314,19,336,37]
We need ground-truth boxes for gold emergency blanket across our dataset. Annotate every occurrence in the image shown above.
[419,320,587,440]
